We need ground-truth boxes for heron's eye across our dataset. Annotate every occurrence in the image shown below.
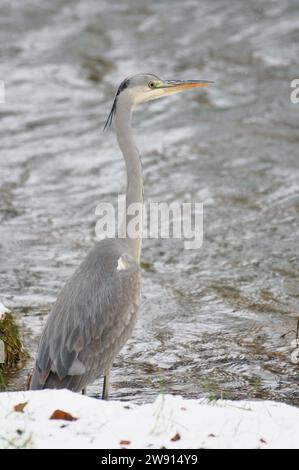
[148,81,156,89]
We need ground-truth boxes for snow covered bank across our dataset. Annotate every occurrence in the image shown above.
[0,389,299,449]
[0,302,10,320]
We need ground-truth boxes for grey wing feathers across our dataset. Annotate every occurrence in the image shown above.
[30,241,141,390]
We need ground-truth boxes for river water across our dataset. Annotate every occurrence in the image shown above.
[0,0,299,404]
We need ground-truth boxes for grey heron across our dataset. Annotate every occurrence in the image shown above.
[30,73,212,398]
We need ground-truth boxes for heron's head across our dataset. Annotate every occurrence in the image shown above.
[104,73,213,129]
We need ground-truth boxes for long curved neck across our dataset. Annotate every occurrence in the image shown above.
[114,95,143,262]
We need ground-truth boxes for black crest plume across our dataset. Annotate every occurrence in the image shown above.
[103,78,131,131]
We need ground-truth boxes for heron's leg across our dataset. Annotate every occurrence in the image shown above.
[102,373,110,400]
[82,389,86,395]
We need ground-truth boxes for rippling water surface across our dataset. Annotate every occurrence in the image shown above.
[0,0,299,404]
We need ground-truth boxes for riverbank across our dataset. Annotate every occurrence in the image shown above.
[0,389,298,449]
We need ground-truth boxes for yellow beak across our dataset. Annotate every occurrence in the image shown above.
[161,79,213,94]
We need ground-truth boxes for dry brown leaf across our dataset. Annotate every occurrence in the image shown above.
[49,409,78,421]
[119,439,131,445]
[170,432,181,442]
[14,402,28,413]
